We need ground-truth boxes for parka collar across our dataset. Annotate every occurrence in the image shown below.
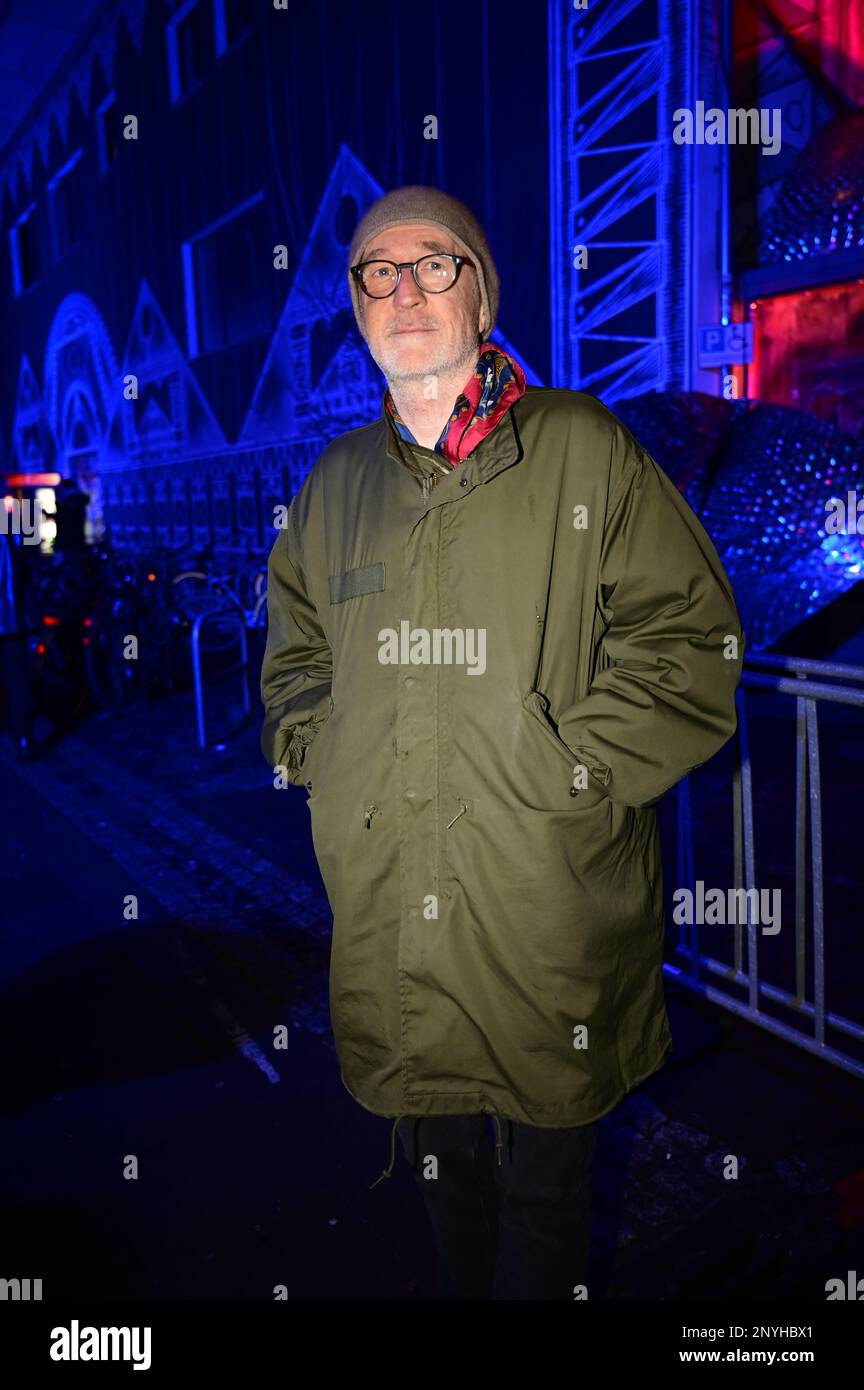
[381,387,523,490]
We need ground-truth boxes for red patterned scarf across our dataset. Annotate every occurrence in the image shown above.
[385,341,527,467]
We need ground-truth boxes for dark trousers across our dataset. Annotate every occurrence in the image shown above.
[0,634,33,740]
[397,1112,600,1300]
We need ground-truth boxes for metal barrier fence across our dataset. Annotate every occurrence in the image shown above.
[191,608,251,749]
[669,653,864,1080]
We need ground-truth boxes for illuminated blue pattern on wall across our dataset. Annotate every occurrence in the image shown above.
[549,0,691,401]
[21,148,543,554]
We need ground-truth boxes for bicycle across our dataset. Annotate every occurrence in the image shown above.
[84,548,186,714]
[25,550,95,726]
[171,553,268,635]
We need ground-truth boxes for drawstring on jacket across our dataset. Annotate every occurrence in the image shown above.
[369,1112,506,1188]
[369,1116,403,1188]
[492,1113,504,1166]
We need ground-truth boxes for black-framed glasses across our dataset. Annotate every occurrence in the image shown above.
[350,253,475,298]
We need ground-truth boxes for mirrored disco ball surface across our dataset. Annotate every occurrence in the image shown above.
[614,391,749,510]
[700,403,864,651]
[760,109,864,265]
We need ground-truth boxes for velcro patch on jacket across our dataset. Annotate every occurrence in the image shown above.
[328,562,385,604]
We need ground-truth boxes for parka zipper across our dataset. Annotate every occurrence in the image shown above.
[363,803,380,829]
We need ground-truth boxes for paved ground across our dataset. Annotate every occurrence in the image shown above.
[1,668,862,1301]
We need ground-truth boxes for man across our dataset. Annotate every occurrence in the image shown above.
[260,185,745,1300]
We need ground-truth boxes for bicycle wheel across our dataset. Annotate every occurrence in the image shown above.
[171,571,218,624]
[250,591,268,628]
[173,569,243,614]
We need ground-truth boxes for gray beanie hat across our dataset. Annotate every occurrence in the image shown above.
[347,185,499,344]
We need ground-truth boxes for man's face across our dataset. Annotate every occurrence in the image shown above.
[356,223,486,385]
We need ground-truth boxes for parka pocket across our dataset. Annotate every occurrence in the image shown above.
[520,689,608,810]
[301,695,337,794]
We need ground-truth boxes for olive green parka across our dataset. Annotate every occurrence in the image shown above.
[261,386,745,1144]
